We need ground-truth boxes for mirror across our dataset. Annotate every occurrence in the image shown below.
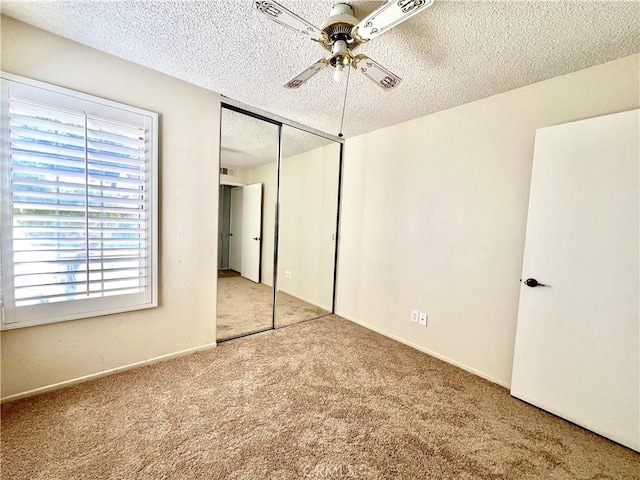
[275,126,341,327]
[217,107,278,341]
[217,105,342,341]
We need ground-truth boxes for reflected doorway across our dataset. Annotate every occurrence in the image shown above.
[218,183,262,282]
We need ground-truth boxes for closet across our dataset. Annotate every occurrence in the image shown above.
[216,104,342,341]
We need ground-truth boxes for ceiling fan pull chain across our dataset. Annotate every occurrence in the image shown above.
[338,64,351,138]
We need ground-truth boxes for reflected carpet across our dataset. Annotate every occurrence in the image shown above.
[216,276,329,340]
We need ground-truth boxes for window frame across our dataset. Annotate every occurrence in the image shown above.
[0,72,159,330]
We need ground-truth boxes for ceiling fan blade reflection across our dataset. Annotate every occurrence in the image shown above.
[352,55,402,91]
[283,59,329,89]
[354,0,435,40]
[254,1,325,41]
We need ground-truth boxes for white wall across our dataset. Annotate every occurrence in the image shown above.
[336,54,640,387]
[1,16,221,399]
[220,166,250,186]
[278,142,340,311]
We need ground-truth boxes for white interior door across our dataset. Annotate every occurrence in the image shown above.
[241,183,263,283]
[511,110,639,451]
[229,187,243,272]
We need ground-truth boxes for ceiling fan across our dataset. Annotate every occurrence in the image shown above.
[254,0,435,91]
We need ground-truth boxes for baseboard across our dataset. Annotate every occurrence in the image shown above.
[337,312,511,389]
[3,316,510,401]
[1,341,218,403]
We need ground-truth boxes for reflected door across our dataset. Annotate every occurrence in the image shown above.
[241,183,263,283]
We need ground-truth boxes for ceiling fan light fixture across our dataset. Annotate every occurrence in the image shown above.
[333,64,347,83]
[331,39,348,57]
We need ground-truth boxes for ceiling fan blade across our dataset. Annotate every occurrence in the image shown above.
[354,0,435,40]
[352,55,402,91]
[254,1,325,41]
[283,59,329,89]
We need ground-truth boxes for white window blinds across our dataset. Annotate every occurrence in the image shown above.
[1,73,158,329]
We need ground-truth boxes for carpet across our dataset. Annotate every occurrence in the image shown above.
[217,276,330,341]
[218,269,241,278]
[2,316,638,479]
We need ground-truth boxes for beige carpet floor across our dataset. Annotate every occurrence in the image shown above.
[2,316,639,479]
[218,269,241,279]
[217,276,330,341]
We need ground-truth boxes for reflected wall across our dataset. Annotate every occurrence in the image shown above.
[275,128,341,327]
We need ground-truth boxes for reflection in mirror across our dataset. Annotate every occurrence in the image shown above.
[275,126,341,327]
[217,107,278,341]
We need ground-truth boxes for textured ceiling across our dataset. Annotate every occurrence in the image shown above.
[2,1,638,141]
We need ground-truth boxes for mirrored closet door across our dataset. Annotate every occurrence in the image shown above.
[217,107,279,341]
[275,126,341,327]
[216,104,342,341]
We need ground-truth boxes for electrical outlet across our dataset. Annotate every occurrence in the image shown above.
[419,312,427,326]
[411,310,419,323]
[284,270,291,279]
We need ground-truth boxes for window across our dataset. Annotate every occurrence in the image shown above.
[1,73,158,329]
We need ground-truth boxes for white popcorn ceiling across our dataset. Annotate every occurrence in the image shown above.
[2,0,638,149]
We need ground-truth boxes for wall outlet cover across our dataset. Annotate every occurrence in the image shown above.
[419,312,427,326]
[411,310,419,323]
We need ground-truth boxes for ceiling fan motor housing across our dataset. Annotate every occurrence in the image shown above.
[322,3,360,47]
[323,3,362,68]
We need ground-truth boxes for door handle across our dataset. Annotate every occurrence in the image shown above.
[253,237,261,241]
[522,278,546,287]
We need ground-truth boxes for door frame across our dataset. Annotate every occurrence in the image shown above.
[228,186,243,273]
